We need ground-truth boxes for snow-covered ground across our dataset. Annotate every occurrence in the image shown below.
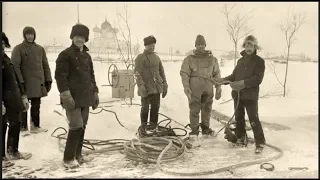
[2,52,318,178]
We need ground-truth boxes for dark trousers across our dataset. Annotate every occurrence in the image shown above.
[140,94,160,128]
[234,99,266,145]
[2,109,21,157]
[63,107,90,161]
[21,98,41,129]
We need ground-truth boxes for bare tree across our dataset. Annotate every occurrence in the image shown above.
[111,3,140,69]
[222,4,254,67]
[279,7,306,97]
[110,3,140,105]
[264,52,284,90]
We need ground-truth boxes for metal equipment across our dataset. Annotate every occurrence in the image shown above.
[107,64,136,99]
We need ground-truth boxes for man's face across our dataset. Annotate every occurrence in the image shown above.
[72,36,85,49]
[25,33,35,43]
[145,43,155,52]
[195,44,206,53]
[2,40,5,50]
[244,41,256,55]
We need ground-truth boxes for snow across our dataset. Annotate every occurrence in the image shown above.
[2,52,318,178]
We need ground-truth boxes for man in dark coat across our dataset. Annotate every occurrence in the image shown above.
[134,35,168,131]
[216,35,266,154]
[55,23,99,168]
[11,26,52,133]
[180,35,222,148]
[2,32,32,166]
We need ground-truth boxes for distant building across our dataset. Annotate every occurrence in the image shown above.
[44,44,67,53]
[288,53,307,61]
[43,37,68,54]
[88,18,139,55]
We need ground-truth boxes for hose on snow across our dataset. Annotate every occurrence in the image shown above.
[52,92,284,176]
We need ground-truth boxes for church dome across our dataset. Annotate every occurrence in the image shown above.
[101,19,112,29]
[93,25,101,32]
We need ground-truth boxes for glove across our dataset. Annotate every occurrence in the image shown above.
[2,102,6,115]
[21,96,29,112]
[162,84,168,98]
[60,90,75,110]
[230,80,246,91]
[215,87,222,100]
[138,85,148,98]
[92,92,99,110]
[184,88,192,101]
[45,81,52,93]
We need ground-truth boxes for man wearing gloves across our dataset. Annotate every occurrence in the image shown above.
[11,26,52,133]
[2,32,32,166]
[134,35,168,131]
[216,35,266,154]
[55,23,99,168]
[180,35,222,148]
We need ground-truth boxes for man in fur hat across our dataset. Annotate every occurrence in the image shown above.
[180,35,222,148]
[216,35,266,154]
[2,32,32,166]
[134,35,168,131]
[11,26,52,134]
[55,23,99,168]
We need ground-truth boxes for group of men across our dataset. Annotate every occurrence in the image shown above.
[135,34,266,154]
[2,22,266,170]
[2,26,52,168]
[2,24,99,169]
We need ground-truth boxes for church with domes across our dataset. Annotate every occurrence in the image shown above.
[88,18,139,55]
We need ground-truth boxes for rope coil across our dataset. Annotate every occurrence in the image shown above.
[52,94,284,177]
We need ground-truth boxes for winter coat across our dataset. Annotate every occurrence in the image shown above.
[180,50,221,92]
[134,50,167,96]
[11,40,52,98]
[55,44,99,108]
[2,52,25,112]
[224,50,265,100]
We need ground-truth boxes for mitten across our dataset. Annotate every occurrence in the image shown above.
[92,92,99,110]
[45,81,52,93]
[21,96,29,112]
[60,90,75,110]
[138,85,148,98]
[215,87,222,100]
[162,84,168,98]
[230,80,246,91]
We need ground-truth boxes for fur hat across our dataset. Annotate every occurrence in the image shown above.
[195,34,206,47]
[70,23,90,42]
[23,26,36,41]
[143,35,156,46]
[2,32,11,48]
[242,35,260,50]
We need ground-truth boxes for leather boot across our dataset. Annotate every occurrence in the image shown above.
[7,123,32,161]
[149,94,160,130]
[30,98,41,127]
[63,128,81,169]
[7,123,20,154]
[76,128,93,164]
[201,123,215,138]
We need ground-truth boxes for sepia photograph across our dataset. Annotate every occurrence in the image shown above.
[1,1,318,178]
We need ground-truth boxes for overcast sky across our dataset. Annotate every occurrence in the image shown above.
[2,2,318,58]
